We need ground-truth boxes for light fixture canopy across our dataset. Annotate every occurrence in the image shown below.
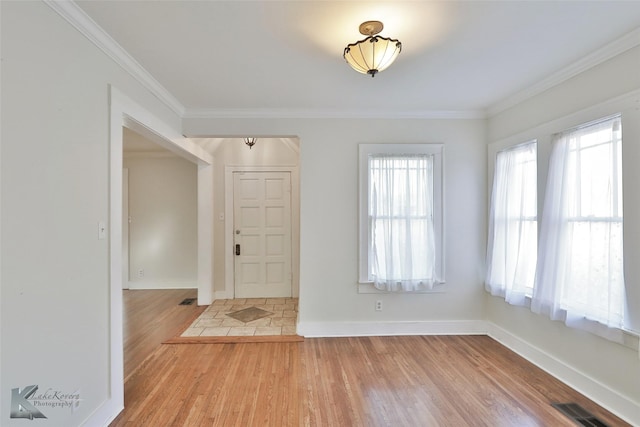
[343,21,402,77]
[244,137,257,149]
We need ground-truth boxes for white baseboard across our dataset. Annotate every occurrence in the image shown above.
[486,322,639,426]
[297,319,488,337]
[81,398,122,427]
[126,282,196,290]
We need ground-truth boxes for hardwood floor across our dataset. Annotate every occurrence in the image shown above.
[113,328,629,426]
[122,288,204,380]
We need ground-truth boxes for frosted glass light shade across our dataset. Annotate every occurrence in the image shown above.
[343,35,402,77]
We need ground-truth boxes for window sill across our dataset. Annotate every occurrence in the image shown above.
[358,282,447,294]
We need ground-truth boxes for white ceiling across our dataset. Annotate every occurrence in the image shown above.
[76,1,640,117]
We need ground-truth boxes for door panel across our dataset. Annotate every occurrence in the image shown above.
[234,172,292,298]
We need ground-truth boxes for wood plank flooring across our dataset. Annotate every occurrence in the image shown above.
[122,289,203,380]
[113,333,629,426]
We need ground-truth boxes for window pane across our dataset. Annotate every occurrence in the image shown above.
[533,115,625,330]
[567,123,622,219]
[486,141,537,304]
[563,221,624,324]
[561,116,624,325]
[368,154,438,290]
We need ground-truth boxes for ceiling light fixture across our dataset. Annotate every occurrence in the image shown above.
[343,21,402,77]
[244,137,257,149]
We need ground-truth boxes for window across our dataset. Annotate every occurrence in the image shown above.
[359,144,444,292]
[486,141,537,306]
[532,115,625,330]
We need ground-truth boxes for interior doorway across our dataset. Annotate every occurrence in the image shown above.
[106,86,214,424]
[122,127,198,290]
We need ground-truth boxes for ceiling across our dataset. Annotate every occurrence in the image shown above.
[76,1,640,117]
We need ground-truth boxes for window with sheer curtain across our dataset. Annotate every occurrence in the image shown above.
[486,141,537,306]
[532,115,625,332]
[359,144,444,292]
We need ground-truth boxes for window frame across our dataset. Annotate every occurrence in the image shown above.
[486,97,640,347]
[553,115,624,323]
[358,143,445,293]
[486,140,538,300]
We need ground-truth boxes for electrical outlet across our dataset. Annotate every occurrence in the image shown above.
[137,269,144,278]
[375,300,383,311]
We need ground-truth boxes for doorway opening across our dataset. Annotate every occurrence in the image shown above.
[188,137,301,301]
[108,88,300,422]
[106,87,214,423]
[121,127,201,379]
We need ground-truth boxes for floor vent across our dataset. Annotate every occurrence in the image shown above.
[179,298,196,306]
[552,403,609,427]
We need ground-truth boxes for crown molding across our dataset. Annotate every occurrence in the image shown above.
[182,108,486,120]
[47,1,638,123]
[42,1,483,122]
[487,27,640,117]
[44,0,185,117]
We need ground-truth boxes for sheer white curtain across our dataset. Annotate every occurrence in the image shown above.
[532,116,625,335]
[369,154,438,291]
[486,142,537,306]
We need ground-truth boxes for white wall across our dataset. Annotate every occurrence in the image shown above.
[183,119,487,333]
[123,154,197,289]
[1,2,183,425]
[486,46,640,424]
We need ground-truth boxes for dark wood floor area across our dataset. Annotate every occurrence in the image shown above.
[123,288,203,380]
[116,291,629,426]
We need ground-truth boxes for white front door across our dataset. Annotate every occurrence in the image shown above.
[233,171,292,298]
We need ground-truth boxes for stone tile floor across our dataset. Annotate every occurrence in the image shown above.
[181,297,298,337]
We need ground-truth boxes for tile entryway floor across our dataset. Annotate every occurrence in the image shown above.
[181,298,298,337]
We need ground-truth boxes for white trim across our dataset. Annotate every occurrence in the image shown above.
[40,0,486,122]
[126,282,198,290]
[487,27,640,117]
[122,168,129,290]
[490,89,640,150]
[224,166,300,299]
[42,0,640,122]
[357,283,447,294]
[297,320,488,338]
[358,144,445,287]
[183,108,486,120]
[197,164,215,305]
[88,86,213,427]
[487,322,640,426]
[121,118,213,166]
[43,0,185,117]
[487,89,640,338]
